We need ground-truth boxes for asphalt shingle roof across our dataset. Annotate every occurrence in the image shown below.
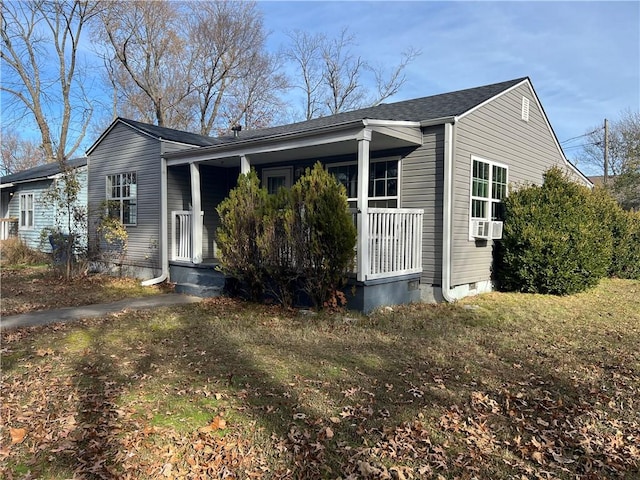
[1,157,87,185]
[115,77,528,147]
[208,77,528,144]
[118,118,217,147]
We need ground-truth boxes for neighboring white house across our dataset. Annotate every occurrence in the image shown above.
[0,158,88,251]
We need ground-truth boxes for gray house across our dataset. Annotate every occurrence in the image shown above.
[0,158,88,250]
[87,77,590,311]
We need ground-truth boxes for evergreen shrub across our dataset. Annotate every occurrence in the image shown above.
[495,167,612,295]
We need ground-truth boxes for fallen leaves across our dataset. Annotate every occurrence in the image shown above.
[9,427,27,445]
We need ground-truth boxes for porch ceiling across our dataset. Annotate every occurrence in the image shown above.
[165,121,423,168]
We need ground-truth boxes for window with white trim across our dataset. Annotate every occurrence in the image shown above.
[106,172,137,225]
[470,158,508,222]
[19,193,34,229]
[327,158,399,208]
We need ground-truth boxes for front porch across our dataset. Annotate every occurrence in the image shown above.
[162,118,426,311]
[170,207,424,283]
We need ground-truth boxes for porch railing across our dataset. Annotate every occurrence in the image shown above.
[171,208,424,281]
[0,218,18,241]
[171,210,203,262]
[364,208,423,280]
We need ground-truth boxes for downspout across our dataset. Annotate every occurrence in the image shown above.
[141,146,169,286]
[441,119,457,302]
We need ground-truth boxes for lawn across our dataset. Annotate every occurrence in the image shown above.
[0,265,168,316]
[1,278,639,479]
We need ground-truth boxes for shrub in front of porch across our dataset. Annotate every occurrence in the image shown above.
[217,163,356,309]
[216,170,268,302]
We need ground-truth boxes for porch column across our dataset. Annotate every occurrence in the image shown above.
[356,128,372,282]
[240,155,250,175]
[190,162,203,264]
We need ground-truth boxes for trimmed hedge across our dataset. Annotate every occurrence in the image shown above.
[494,168,612,295]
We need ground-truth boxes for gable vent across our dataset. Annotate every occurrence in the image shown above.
[521,96,530,122]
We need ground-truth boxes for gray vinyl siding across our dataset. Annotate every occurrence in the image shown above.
[167,164,238,261]
[450,82,569,287]
[88,123,163,275]
[400,125,443,285]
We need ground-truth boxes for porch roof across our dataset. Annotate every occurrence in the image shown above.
[165,119,423,166]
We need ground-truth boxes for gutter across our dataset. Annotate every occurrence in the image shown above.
[441,118,459,302]
[141,149,169,286]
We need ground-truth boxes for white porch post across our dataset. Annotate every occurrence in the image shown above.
[190,162,203,264]
[356,128,372,282]
[240,155,250,175]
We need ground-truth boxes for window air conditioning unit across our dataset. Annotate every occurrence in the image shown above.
[491,221,504,240]
[471,220,504,240]
[471,220,491,239]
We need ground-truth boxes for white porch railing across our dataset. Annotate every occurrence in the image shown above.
[0,218,18,240]
[364,208,423,280]
[171,211,203,262]
[171,208,424,281]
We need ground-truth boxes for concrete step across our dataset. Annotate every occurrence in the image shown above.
[175,282,224,298]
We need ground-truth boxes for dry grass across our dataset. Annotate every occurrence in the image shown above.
[0,266,169,316]
[1,279,639,478]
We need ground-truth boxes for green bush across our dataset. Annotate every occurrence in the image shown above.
[609,207,640,280]
[290,162,357,308]
[217,163,356,309]
[216,170,268,301]
[495,167,612,295]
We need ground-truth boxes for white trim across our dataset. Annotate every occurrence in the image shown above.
[327,156,401,205]
[468,155,508,241]
[458,79,529,121]
[262,166,293,193]
[442,121,456,302]
[18,192,34,230]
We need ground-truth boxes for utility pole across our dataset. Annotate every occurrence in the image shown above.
[604,118,609,185]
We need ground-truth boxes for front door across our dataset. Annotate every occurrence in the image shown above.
[262,167,293,194]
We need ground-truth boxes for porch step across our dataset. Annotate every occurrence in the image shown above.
[175,282,224,298]
[170,262,227,298]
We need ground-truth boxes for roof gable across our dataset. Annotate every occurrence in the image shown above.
[86,117,216,155]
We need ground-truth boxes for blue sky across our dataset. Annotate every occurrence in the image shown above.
[259,0,639,174]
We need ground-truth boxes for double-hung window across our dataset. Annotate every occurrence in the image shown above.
[470,157,508,222]
[106,172,137,225]
[327,158,399,208]
[19,193,34,229]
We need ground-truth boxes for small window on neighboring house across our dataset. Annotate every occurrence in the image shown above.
[19,193,34,229]
[471,158,508,223]
[521,97,530,122]
[328,158,399,208]
[106,172,137,225]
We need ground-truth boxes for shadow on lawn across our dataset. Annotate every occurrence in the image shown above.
[16,298,639,478]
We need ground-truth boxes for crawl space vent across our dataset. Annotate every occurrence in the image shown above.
[521,97,530,122]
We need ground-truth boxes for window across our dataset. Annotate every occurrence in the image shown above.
[471,158,508,222]
[262,167,292,195]
[106,172,137,225]
[327,158,399,208]
[19,193,34,229]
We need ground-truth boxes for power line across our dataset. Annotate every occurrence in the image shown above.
[560,128,600,145]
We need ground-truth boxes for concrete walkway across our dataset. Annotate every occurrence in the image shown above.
[0,294,202,331]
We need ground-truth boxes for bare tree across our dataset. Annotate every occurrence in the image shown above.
[1,0,100,164]
[0,128,47,175]
[95,0,193,129]
[284,30,325,121]
[96,0,283,135]
[577,109,640,209]
[285,28,420,120]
